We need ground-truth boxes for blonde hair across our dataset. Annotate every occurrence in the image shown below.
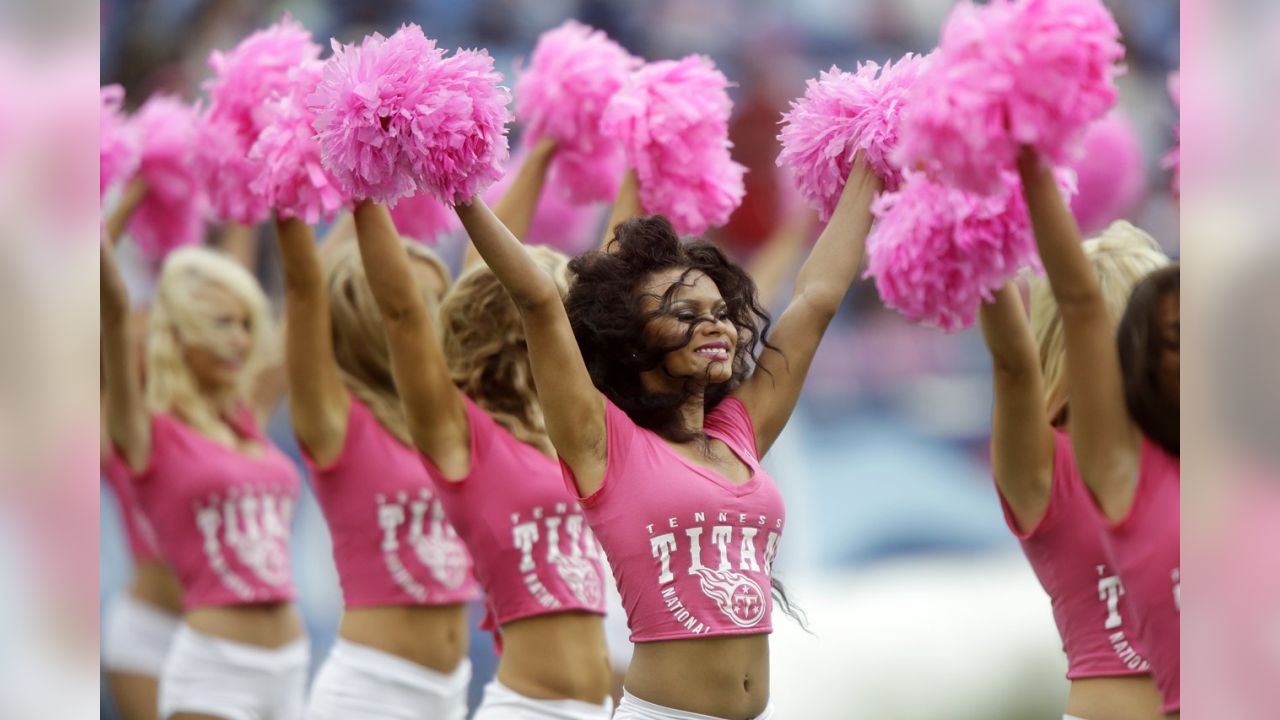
[324,240,452,446]
[1030,221,1171,425]
[146,247,273,445]
[439,246,570,455]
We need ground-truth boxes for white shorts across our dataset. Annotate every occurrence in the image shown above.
[614,690,776,720]
[158,624,309,720]
[471,679,613,720]
[102,593,181,676]
[306,638,470,720]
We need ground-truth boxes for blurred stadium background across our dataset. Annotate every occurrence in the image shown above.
[97,1,1180,718]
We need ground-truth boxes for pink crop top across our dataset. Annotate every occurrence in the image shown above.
[124,410,302,611]
[998,429,1150,679]
[420,397,607,631]
[569,396,785,642]
[302,396,481,608]
[1095,438,1180,714]
[102,452,163,563]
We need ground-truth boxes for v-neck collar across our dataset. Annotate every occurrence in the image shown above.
[653,429,762,496]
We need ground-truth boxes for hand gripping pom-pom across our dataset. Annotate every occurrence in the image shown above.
[308,24,513,207]
[127,96,209,261]
[865,169,1071,332]
[601,55,746,236]
[895,0,1124,195]
[202,14,323,223]
[515,20,640,203]
[101,85,140,201]
[777,54,927,222]
[248,62,350,224]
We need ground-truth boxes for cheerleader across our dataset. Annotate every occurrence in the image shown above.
[100,179,182,720]
[354,137,615,719]
[101,228,307,719]
[456,154,880,719]
[977,219,1169,720]
[1019,148,1180,718]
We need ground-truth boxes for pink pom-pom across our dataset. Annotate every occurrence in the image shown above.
[866,170,1075,331]
[249,62,350,224]
[777,55,927,221]
[127,95,208,261]
[515,21,640,203]
[1163,72,1180,200]
[309,24,512,206]
[205,14,322,138]
[100,85,140,200]
[201,14,322,224]
[389,192,459,244]
[602,55,746,236]
[896,0,1124,195]
[194,113,270,225]
[1068,111,1145,235]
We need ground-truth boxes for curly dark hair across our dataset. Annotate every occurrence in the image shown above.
[565,215,774,442]
[565,216,810,629]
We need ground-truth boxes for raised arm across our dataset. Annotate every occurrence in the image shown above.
[454,197,608,493]
[600,168,641,251]
[273,216,350,466]
[978,283,1055,531]
[103,177,148,247]
[462,137,558,270]
[101,242,150,471]
[352,201,470,476]
[734,155,880,455]
[1018,149,1140,522]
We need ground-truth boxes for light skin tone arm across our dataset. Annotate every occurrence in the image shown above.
[103,177,148,247]
[978,283,1055,532]
[352,200,471,477]
[101,241,151,471]
[454,197,607,492]
[732,154,881,456]
[1018,148,1141,522]
[273,216,350,466]
[462,137,559,271]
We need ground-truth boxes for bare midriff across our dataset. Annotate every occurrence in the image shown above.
[626,634,769,719]
[185,603,304,648]
[1066,675,1164,720]
[496,611,612,704]
[338,604,470,673]
[128,560,184,615]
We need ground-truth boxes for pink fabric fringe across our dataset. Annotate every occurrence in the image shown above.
[248,62,350,224]
[777,54,928,221]
[515,20,639,203]
[602,55,745,236]
[100,85,140,201]
[309,24,512,206]
[126,95,208,261]
[895,0,1124,196]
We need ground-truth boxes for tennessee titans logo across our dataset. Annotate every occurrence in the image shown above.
[553,555,603,608]
[693,567,766,627]
[414,535,470,590]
